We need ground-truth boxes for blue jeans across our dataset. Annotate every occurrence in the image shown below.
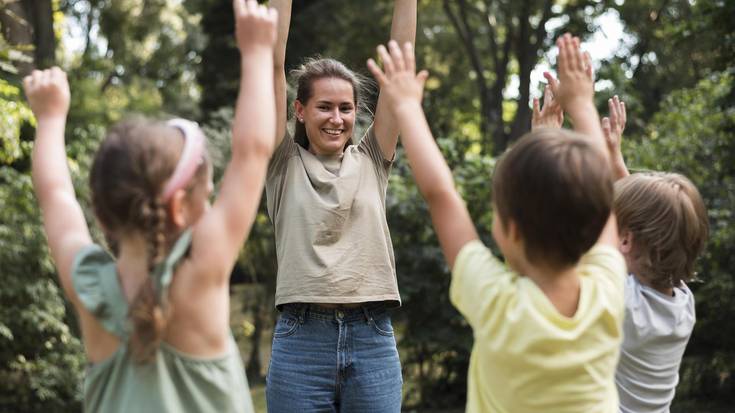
[266,303,402,413]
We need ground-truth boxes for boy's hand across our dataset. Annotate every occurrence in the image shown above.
[367,40,429,113]
[602,95,626,155]
[234,0,278,53]
[549,34,594,115]
[602,95,629,179]
[23,67,70,121]
[532,72,564,130]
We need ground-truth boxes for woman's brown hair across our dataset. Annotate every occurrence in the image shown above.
[290,57,370,149]
[90,117,209,363]
[614,172,709,289]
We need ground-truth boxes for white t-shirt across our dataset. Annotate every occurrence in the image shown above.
[615,274,696,413]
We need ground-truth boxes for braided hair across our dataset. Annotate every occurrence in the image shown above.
[90,117,210,363]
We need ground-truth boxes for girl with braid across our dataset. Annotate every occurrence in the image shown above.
[264,1,415,411]
[24,1,277,411]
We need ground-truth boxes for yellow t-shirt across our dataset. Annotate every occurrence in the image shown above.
[450,241,626,413]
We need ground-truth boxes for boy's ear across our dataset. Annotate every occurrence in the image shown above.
[508,219,523,243]
[619,230,634,254]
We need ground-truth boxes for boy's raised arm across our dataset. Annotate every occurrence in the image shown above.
[602,95,629,180]
[552,33,618,248]
[368,41,478,268]
[551,34,608,154]
[25,68,92,299]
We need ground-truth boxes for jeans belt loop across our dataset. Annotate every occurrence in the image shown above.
[298,304,307,324]
[361,306,372,323]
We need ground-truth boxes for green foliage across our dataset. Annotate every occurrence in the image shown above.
[0,167,85,412]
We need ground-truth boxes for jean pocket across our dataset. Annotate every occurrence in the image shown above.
[273,315,300,338]
[369,314,394,337]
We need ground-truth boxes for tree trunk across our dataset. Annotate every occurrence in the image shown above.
[26,0,55,68]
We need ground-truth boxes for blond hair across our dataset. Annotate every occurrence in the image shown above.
[614,172,709,289]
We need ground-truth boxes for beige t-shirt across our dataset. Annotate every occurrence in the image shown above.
[266,126,400,308]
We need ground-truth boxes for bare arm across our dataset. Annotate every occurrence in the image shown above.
[25,68,93,302]
[602,95,629,180]
[373,0,417,159]
[551,35,607,155]
[191,0,278,282]
[270,0,291,146]
[552,34,618,248]
[369,42,478,268]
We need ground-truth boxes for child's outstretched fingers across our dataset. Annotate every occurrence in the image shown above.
[377,44,395,77]
[387,40,406,72]
[368,41,428,109]
[603,96,627,154]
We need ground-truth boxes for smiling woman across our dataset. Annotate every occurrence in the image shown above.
[263,1,416,412]
[291,59,366,154]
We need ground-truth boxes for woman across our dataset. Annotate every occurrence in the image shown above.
[264,1,416,411]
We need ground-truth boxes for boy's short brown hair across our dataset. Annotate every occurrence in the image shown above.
[492,129,614,270]
[614,172,709,289]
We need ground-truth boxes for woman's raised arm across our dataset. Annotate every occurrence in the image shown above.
[373,0,417,160]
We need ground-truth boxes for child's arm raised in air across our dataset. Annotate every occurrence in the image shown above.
[368,41,478,268]
[602,95,629,180]
[550,34,607,153]
[270,0,291,145]
[25,67,93,302]
[531,72,564,130]
[373,0,417,160]
[191,0,278,282]
[551,33,618,248]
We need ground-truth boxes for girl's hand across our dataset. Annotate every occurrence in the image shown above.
[234,0,278,53]
[549,34,594,115]
[532,72,564,130]
[23,67,70,121]
[367,40,429,112]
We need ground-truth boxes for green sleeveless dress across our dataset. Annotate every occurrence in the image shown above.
[71,231,254,413]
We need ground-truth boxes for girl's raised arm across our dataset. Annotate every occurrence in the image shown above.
[271,0,292,146]
[191,0,278,282]
[373,0,417,160]
[25,68,92,301]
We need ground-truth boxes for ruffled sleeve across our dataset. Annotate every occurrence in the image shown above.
[71,244,129,338]
[152,229,193,302]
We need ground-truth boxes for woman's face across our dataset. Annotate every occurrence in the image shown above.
[295,77,355,156]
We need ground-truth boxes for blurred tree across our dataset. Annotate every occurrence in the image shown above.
[442,0,606,154]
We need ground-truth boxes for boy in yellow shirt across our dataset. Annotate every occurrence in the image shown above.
[368,34,626,412]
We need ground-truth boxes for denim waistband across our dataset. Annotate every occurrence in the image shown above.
[281,302,389,323]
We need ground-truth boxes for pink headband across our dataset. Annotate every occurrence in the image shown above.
[160,118,206,202]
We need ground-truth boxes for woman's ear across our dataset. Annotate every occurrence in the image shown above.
[294,100,305,123]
